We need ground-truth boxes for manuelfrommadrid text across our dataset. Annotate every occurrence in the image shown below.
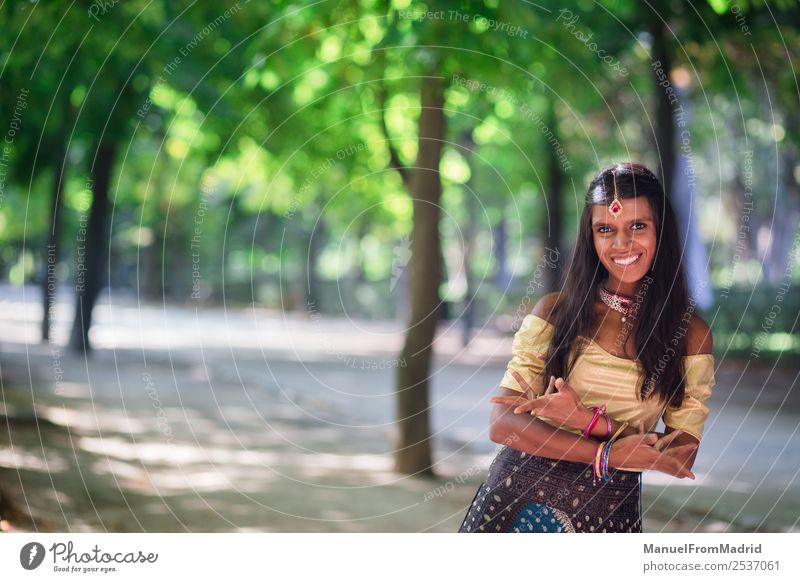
[644,543,762,554]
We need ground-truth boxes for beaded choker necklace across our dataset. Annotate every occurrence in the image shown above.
[598,286,632,322]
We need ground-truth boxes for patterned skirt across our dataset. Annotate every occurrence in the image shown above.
[458,445,642,533]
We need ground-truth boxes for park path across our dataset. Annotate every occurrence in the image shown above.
[1,285,798,532]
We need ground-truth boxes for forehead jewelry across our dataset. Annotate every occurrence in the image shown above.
[608,170,623,219]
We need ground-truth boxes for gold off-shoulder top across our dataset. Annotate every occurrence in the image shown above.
[499,314,716,441]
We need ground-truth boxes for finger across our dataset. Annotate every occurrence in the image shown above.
[515,396,553,414]
[489,396,532,409]
[662,445,693,457]
[654,429,683,451]
[664,443,697,454]
[514,401,544,414]
[662,444,698,458]
[638,420,645,434]
[489,396,528,404]
[544,376,557,395]
[673,460,695,480]
[513,405,532,415]
[643,433,658,446]
[554,377,575,394]
[665,455,695,479]
[489,396,527,406]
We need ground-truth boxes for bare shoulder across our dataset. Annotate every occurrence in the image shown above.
[530,292,561,324]
[686,314,713,355]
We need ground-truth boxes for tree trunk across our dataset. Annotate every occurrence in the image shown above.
[391,241,411,322]
[68,142,117,353]
[394,77,445,476]
[40,142,67,342]
[650,13,675,199]
[543,103,564,291]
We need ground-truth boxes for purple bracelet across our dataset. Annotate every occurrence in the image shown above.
[601,440,613,481]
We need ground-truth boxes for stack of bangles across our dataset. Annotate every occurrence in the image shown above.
[582,404,612,440]
[593,422,629,484]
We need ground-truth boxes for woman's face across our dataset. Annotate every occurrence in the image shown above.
[591,195,657,288]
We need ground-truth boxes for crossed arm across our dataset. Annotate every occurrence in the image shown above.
[489,372,699,478]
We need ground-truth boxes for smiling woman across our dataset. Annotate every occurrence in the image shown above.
[590,170,657,297]
[458,162,716,533]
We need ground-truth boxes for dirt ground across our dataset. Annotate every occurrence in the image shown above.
[1,287,798,532]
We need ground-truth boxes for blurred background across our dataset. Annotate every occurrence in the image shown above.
[0,0,799,532]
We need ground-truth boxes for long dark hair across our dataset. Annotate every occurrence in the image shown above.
[543,162,690,408]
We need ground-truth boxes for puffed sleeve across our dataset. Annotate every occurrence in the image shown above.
[498,314,554,396]
[662,354,716,441]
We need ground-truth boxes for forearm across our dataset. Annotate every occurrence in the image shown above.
[490,404,677,475]
[490,405,599,465]
[554,406,635,439]
[585,410,637,439]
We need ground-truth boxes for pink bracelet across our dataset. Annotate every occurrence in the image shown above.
[603,411,612,438]
[582,404,607,438]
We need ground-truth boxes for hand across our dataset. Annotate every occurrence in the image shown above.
[489,373,591,431]
[657,431,699,474]
[609,423,695,479]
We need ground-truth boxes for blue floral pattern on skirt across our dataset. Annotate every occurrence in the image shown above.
[510,501,577,532]
[458,446,642,533]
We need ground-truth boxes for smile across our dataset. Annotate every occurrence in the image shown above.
[612,253,641,267]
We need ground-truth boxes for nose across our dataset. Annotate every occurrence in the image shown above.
[611,229,631,249]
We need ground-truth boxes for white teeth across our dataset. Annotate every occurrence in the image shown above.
[613,254,641,266]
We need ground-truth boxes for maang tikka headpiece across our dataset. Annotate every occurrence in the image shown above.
[608,169,623,219]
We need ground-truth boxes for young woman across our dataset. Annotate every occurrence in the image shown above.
[458,162,715,533]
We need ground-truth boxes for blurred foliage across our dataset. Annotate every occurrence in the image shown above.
[0,0,797,356]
